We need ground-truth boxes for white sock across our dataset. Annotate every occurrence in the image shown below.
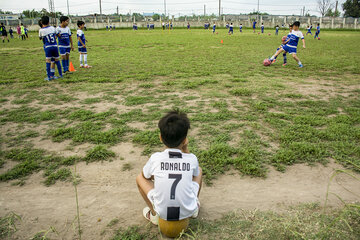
[79,54,83,66]
[270,55,275,60]
[298,61,302,65]
[84,54,88,65]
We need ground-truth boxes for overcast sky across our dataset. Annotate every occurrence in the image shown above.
[0,0,346,17]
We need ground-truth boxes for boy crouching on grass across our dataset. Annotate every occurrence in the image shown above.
[136,110,202,237]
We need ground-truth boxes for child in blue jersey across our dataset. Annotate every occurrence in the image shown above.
[275,25,279,35]
[39,16,62,80]
[306,25,312,35]
[57,16,74,74]
[272,24,293,66]
[228,23,234,35]
[269,21,306,68]
[77,21,91,68]
[240,23,243,33]
[226,22,229,29]
[187,22,190,30]
[314,23,320,39]
[261,23,264,33]
[252,20,257,33]
[212,22,216,34]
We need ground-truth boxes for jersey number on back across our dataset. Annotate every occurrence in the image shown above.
[169,174,182,200]
[46,34,56,43]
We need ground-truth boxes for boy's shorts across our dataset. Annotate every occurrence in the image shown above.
[44,46,60,59]
[78,47,87,53]
[147,181,200,217]
[59,46,71,55]
[282,45,297,55]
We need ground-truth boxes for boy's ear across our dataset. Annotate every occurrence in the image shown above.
[159,134,163,143]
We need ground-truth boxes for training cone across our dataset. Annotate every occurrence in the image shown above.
[69,62,76,72]
[221,39,223,44]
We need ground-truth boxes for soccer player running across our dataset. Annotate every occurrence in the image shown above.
[57,16,74,74]
[269,21,305,68]
[306,25,312,35]
[314,23,320,39]
[39,16,63,80]
[272,24,293,66]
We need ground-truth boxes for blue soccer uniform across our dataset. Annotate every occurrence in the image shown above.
[77,29,87,54]
[261,24,264,33]
[253,21,257,32]
[306,26,312,35]
[229,24,233,34]
[39,26,62,79]
[282,30,304,55]
[275,26,279,35]
[56,26,72,72]
[240,24,243,33]
[314,25,320,39]
[212,23,216,33]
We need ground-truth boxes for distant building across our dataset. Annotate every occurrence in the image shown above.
[0,14,21,21]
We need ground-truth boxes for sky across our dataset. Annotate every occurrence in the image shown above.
[0,0,346,17]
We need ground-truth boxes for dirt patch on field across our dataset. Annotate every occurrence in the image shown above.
[1,152,359,239]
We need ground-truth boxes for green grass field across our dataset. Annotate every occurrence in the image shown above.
[0,28,359,239]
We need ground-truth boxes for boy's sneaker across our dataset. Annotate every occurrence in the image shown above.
[299,64,303,68]
[44,77,53,81]
[80,65,84,68]
[84,65,92,68]
[282,63,287,66]
[269,58,276,64]
[143,207,159,225]
[53,76,59,80]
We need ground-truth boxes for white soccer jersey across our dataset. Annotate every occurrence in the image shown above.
[56,26,71,47]
[143,148,200,221]
[286,30,304,48]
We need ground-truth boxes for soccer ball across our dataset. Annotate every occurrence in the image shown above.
[318,37,320,40]
[258,32,260,35]
[281,36,287,43]
[268,33,271,36]
[263,59,271,66]
[216,32,218,34]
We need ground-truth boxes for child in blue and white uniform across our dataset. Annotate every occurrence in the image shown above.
[314,23,320,39]
[226,22,229,29]
[56,16,74,73]
[240,24,243,33]
[275,25,279,35]
[39,16,62,80]
[228,23,233,35]
[269,21,306,68]
[212,22,216,34]
[77,20,91,68]
[306,25,312,35]
[253,20,257,33]
[187,22,190,30]
[261,23,264,33]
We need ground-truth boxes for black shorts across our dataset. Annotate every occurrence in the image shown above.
[1,32,7,37]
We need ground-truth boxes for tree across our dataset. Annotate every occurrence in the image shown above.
[325,8,341,16]
[152,14,160,21]
[342,0,360,18]
[317,0,334,17]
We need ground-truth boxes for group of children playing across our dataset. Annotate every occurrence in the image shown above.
[0,23,29,43]
[38,15,91,81]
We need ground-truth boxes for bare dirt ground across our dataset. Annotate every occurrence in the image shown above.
[1,142,359,240]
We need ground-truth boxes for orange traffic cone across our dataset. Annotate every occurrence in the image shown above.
[69,62,76,72]
[221,39,223,44]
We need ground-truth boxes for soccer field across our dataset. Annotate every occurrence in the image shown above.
[0,29,360,239]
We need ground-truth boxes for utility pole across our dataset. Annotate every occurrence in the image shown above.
[257,0,259,21]
[164,0,166,20]
[204,5,206,16]
[303,6,305,16]
[99,0,102,18]
[67,0,70,16]
[117,6,119,15]
[335,1,338,17]
[219,0,221,18]
[48,0,55,25]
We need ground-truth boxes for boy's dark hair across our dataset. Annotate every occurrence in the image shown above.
[289,24,293,27]
[60,16,69,23]
[293,21,300,27]
[38,20,42,28]
[21,23,23,26]
[317,23,320,26]
[77,20,85,27]
[41,16,49,25]
[158,110,190,148]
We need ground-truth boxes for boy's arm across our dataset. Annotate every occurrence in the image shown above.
[69,35,74,51]
[302,38,306,48]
